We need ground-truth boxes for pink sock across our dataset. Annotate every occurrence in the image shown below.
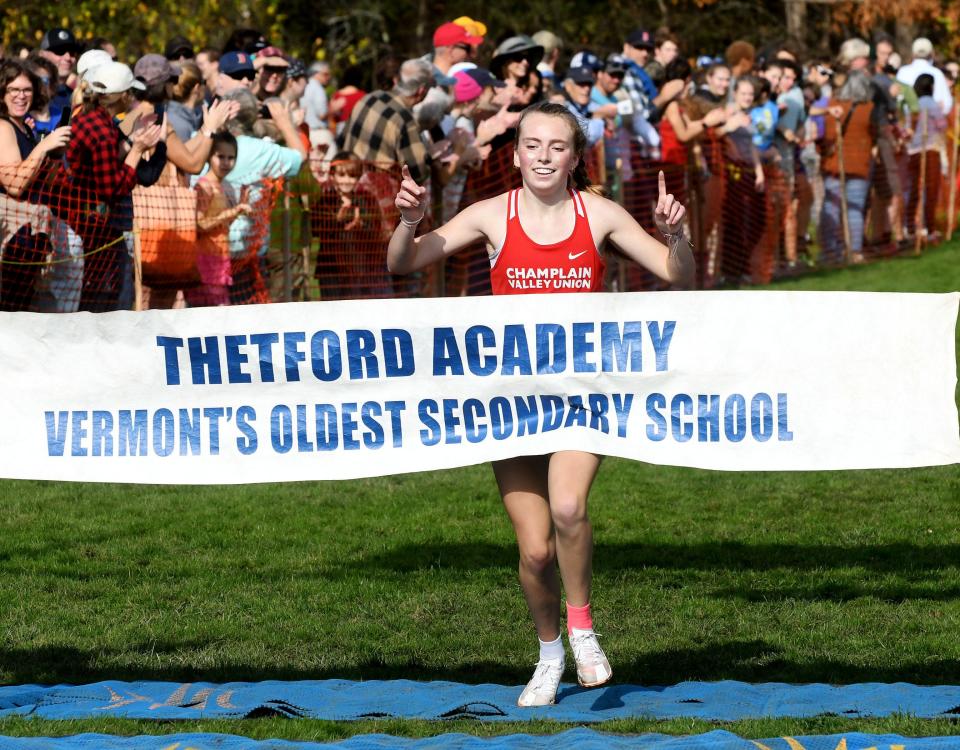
[566,602,593,635]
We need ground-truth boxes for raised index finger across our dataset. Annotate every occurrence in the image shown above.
[658,170,666,197]
[401,164,413,183]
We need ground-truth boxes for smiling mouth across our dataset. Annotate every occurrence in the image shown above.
[533,168,555,175]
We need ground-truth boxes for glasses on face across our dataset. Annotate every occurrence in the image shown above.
[507,52,530,64]
[573,80,592,89]
[228,70,256,81]
[608,72,625,81]
[454,43,471,53]
[5,86,32,98]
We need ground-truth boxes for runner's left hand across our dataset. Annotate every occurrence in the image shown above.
[654,170,685,236]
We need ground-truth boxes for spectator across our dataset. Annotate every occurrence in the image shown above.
[166,61,204,143]
[773,57,806,269]
[532,30,563,91]
[220,87,304,302]
[646,32,679,89]
[302,61,331,136]
[62,61,163,311]
[339,58,432,183]
[905,73,947,241]
[253,46,288,102]
[0,59,71,310]
[561,66,607,146]
[216,51,256,97]
[24,53,60,137]
[490,36,543,92]
[164,35,195,63]
[433,22,483,78]
[195,48,220,100]
[621,29,658,120]
[819,69,875,265]
[88,37,118,60]
[38,28,79,122]
[897,37,952,115]
[281,58,309,128]
[591,55,634,187]
[311,152,386,299]
[721,76,767,284]
[188,131,251,306]
[873,34,895,75]
[329,66,366,137]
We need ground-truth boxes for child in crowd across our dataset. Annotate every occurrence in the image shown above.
[187,132,252,306]
[310,152,387,300]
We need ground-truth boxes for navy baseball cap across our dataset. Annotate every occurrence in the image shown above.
[220,51,255,75]
[465,67,506,88]
[566,66,596,85]
[569,50,602,72]
[626,29,655,49]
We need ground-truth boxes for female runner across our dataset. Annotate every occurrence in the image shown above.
[387,100,695,707]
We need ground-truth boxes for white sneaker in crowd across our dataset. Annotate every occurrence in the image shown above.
[569,628,612,688]
[516,656,565,707]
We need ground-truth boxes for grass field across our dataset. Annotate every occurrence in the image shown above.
[1,243,959,743]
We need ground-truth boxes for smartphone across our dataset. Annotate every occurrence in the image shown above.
[57,105,71,127]
[259,104,273,120]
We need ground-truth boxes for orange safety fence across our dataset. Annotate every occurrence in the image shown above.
[1,126,956,313]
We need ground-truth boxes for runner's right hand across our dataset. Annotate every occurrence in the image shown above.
[395,164,427,224]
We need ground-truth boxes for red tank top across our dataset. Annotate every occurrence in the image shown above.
[489,188,606,295]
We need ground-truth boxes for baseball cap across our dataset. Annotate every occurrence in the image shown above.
[434,21,483,48]
[134,54,181,87]
[838,38,870,65]
[912,37,934,58]
[569,50,602,72]
[286,58,307,78]
[40,28,79,55]
[626,29,655,50]
[77,49,113,80]
[454,71,483,102]
[86,61,146,95]
[164,35,195,60]
[452,16,487,40]
[605,54,628,75]
[464,67,506,88]
[220,51,255,76]
[566,66,596,85]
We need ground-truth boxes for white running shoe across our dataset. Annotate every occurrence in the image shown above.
[569,628,612,687]
[516,656,565,707]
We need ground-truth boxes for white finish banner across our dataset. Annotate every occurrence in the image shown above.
[0,291,957,484]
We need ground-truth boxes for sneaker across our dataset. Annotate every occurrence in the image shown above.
[517,656,564,707]
[569,628,612,688]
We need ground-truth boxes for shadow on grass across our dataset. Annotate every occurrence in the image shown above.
[330,541,960,575]
[4,640,960,687]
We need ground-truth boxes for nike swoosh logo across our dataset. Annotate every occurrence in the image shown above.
[568,251,588,261]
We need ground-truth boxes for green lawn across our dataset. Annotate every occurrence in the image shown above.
[1,243,959,742]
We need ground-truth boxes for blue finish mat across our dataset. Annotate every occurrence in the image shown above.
[3,680,960,722]
[0,730,959,749]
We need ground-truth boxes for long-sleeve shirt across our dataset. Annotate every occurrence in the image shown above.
[338,90,430,182]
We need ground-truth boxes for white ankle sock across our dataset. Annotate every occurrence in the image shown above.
[539,635,564,662]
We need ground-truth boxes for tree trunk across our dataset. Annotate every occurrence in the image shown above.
[895,19,918,59]
[785,0,808,50]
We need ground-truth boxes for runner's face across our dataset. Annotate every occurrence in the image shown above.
[515,112,578,192]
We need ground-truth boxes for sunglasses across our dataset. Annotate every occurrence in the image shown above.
[454,43,472,52]
[228,70,256,81]
[506,52,531,63]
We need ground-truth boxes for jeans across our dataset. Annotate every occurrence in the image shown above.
[820,175,868,264]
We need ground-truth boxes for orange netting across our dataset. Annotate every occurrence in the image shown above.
[1,120,955,312]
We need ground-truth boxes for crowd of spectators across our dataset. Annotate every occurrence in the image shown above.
[0,19,957,310]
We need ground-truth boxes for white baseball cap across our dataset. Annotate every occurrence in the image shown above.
[912,37,934,59]
[85,61,146,95]
[77,49,113,79]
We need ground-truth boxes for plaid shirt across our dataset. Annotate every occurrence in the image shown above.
[338,90,430,182]
[66,106,137,203]
[621,60,657,121]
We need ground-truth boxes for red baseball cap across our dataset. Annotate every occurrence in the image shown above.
[433,22,483,48]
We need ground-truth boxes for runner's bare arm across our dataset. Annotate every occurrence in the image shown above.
[598,170,695,287]
[387,164,489,274]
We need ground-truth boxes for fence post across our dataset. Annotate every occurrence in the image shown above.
[282,191,293,302]
[132,230,143,312]
[614,157,626,292]
[834,111,852,264]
